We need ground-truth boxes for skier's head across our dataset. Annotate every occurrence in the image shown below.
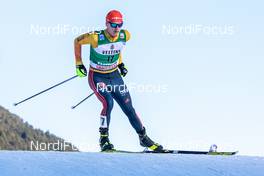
[105,10,123,37]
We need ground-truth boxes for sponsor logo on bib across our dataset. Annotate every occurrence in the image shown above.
[120,33,125,39]
[99,34,105,41]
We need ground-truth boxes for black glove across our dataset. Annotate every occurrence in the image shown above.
[118,63,128,77]
[76,64,87,77]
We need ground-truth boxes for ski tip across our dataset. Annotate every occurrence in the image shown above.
[233,151,239,155]
[227,150,239,155]
[208,151,239,156]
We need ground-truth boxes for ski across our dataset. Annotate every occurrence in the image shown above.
[103,149,238,155]
[145,150,238,155]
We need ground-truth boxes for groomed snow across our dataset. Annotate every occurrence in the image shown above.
[0,151,263,176]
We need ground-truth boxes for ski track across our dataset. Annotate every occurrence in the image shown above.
[0,151,263,176]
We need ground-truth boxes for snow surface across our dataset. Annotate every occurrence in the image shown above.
[0,151,263,176]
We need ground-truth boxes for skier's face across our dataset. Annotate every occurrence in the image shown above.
[106,22,122,37]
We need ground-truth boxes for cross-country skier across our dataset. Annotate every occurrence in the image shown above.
[74,10,163,152]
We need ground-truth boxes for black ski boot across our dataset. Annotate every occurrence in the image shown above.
[138,127,164,152]
[99,128,114,152]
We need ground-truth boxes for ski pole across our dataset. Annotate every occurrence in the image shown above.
[14,75,78,106]
[71,92,95,109]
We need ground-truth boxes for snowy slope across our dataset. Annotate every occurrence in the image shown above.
[0,151,263,176]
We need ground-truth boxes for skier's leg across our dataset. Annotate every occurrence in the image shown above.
[88,70,114,151]
[111,74,163,151]
[111,81,143,133]
[88,70,114,127]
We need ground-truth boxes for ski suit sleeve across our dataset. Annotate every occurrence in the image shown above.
[74,32,98,65]
[118,30,131,64]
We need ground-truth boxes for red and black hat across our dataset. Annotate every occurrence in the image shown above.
[106,10,123,23]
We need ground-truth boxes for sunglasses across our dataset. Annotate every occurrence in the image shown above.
[109,22,123,28]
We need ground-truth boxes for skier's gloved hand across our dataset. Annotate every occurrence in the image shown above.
[76,64,87,77]
[118,63,128,77]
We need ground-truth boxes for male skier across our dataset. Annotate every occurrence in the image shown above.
[74,10,163,152]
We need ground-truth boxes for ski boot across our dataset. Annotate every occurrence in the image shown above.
[99,127,115,152]
[138,127,164,152]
